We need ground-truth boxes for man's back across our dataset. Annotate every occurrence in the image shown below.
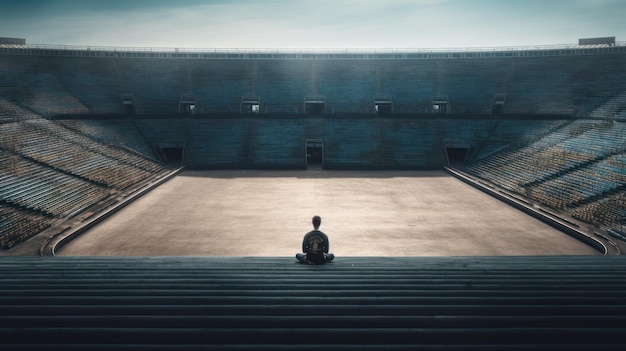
[302,230,329,262]
[296,215,334,265]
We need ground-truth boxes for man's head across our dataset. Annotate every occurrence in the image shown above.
[312,215,321,229]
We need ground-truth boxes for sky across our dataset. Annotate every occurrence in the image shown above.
[0,0,624,49]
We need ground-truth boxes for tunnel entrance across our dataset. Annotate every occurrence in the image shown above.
[158,142,184,165]
[445,144,470,166]
[306,140,323,168]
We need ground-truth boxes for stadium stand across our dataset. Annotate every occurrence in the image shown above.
[16,72,90,117]
[0,98,40,122]
[1,119,161,188]
[571,191,626,238]
[0,44,624,244]
[464,120,625,237]
[1,255,626,350]
[0,149,109,217]
[0,205,52,250]
[57,119,159,161]
[0,100,165,247]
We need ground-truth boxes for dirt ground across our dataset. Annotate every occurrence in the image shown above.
[56,169,600,257]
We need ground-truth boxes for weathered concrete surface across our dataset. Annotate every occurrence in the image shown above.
[57,170,599,256]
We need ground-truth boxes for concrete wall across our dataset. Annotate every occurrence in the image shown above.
[125,116,568,169]
[1,51,626,117]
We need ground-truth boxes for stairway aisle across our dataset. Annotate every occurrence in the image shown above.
[1,256,626,350]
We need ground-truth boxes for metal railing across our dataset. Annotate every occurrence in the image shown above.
[1,41,625,60]
[14,41,626,53]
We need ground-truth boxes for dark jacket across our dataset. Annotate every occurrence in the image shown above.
[302,230,329,263]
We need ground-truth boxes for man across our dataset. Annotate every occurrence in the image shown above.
[296,215,335,264]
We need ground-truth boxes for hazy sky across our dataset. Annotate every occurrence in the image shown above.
[0,0,624,49]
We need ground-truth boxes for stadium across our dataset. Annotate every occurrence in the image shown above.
[1,35,626,349]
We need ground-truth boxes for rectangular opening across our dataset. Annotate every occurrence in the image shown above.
[374,97,392,115]
[241,96,260,114]
[179,96,196,115]
[305,96,325,115]
[492,94,506,115]
[157,141,185,165]
[120,95,135,115]
[445,144,470,166]
[433,96,449,114]
[306,139,323,167]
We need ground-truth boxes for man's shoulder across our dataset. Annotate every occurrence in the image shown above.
[305,230,327,237]
[304,230,328,243]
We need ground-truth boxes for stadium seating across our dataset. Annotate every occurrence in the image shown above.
[0,150,110,216]
[464,120,625,235]
[571,191,626,232]
[1,44,625,249]
[58,119,159,160]
[1,119,162,188]
[1,255,626,350]
[0,115,166,248]
[0,98,40,122]
[0,205,52,249]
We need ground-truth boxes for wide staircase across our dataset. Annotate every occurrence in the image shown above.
[1,255,625,350]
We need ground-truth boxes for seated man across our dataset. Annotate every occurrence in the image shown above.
[296,215,335,265]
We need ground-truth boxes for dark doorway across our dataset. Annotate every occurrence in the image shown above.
[306,140,323,167]
[492,103,503,115]
[492,94,506,115]
[305,102,324,115]
[121,95,135,115]
[375,102,392,115]
[161,147,184,165]
[445,146,469,166]
[123,103,136,115]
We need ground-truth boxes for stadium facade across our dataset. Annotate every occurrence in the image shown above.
[0,39,624,249]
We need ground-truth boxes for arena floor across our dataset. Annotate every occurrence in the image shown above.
[56,169,599,257]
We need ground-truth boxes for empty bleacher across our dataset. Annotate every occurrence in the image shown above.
[57,119,159,160]
[526,154,625,209]
[17,72,90,117]
[1,255,625,350]
[465,120,623,191]
[464,120,625,236]
[0,150,110,217]
[471,119,569,160]
[0,205,52,250]
[571,191,626,235]
[0,98,41,122]
[45,56,125,114]
[1,119,163,189]
[0,115,166,249]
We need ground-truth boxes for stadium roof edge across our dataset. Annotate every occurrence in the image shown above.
[12,40,626,52]
[1,41,625,59]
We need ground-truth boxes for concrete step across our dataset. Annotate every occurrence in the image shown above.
[1,256,626,350]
